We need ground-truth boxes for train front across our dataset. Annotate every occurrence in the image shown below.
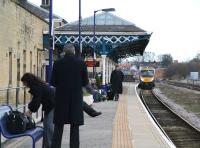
[138,68,155,90]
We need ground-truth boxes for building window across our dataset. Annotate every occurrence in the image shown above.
[9,52,12,85]
[23,50,26,74]
[43,0,49,5]
[17,59,20,85]
[33,65,36,75]
[46,0,49,5]
[38,52,42,77]
[30,51,32,73]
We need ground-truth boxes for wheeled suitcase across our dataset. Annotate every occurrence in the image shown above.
[106,84,114,100]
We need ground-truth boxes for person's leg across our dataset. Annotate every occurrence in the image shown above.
[114,93,119,101]
[43,113,48,148]
[43,109,54,148]
[70,124,79,148]
[51,124,64,148]
[83,101,101,117]
[116,94,119,100]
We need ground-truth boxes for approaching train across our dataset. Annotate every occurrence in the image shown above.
[138,67,155,90]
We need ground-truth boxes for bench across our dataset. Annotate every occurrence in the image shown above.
[0,105,44,148]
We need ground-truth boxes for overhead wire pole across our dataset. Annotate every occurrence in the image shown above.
[79,0,82,56]
[93,10,97,78]
[93,8,115,79]
[48,0,53,83]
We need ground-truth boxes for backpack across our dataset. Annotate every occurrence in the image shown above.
[6,110,36,134]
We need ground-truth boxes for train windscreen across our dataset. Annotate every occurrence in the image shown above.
[140,70,154,77]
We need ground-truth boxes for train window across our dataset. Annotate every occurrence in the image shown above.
[141,70,154,77]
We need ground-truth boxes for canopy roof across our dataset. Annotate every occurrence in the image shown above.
[45,12,152,62]
[56,12,145,32]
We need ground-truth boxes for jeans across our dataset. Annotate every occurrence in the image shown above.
[43,109,54,148]
[51,124,79,148]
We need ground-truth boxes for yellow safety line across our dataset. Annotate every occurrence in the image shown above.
[112,95,133,148]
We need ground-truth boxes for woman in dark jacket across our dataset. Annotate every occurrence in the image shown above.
[21,73,54,148]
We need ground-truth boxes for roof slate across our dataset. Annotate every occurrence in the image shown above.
[56,12,146,32]
[56,25,145,32]
[15,0,65,22]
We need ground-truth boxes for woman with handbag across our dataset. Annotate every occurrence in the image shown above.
[21,73,101,147]
[21,73,54,148]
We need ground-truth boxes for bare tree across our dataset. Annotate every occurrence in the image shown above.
[142,52,156,62]
[164,55,200,79]
[160,54,173,67]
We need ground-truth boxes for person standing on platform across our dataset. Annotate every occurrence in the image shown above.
[110,64,124,101]
[50,43,89,148]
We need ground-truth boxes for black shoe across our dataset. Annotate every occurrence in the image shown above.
[91,111,102,117]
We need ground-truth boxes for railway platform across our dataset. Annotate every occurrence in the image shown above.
[2,82,173,148]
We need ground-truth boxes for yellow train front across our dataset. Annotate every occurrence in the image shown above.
[138,67,155,90]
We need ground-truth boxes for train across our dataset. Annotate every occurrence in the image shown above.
[138,67,155,90]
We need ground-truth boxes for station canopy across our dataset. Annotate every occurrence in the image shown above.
[44,12,152,62]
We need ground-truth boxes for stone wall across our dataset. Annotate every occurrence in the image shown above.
[0,0,48,104]
[0,0,48,89]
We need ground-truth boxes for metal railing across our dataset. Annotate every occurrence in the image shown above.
[0,86,42,117]
[0,86,42,145]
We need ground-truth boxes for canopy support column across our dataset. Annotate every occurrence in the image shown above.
[101,55,107,85]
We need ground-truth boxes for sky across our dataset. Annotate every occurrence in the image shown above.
[29,0,200,62]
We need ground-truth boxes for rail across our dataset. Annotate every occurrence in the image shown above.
[141,89,200,147]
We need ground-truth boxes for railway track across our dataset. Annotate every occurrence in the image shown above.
[140,89,200,148]
[165,80,200,91]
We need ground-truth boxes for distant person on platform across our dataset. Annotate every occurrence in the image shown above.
[110,64,124,101]
[50,43,89,148]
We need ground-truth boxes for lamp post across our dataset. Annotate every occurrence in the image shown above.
[48,0,53,83]
[93,8,115,78]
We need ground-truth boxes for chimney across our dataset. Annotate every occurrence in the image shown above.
[40,0,50,10]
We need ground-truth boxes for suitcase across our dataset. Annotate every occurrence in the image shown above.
[107,90,114,100]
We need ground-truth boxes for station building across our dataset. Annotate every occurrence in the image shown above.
[0,0,66,88]
[0,0,66,104]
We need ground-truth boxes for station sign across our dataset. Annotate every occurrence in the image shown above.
[190,72,198,80]
[85,60,100,67]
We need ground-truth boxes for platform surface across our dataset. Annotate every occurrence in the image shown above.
[3,82,173,148]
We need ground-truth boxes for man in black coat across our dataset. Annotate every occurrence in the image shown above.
[50,43,89,148]
[110,64,124,101]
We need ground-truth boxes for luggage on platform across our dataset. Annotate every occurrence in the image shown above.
[106,84,114,100]
[6,110,36,134]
